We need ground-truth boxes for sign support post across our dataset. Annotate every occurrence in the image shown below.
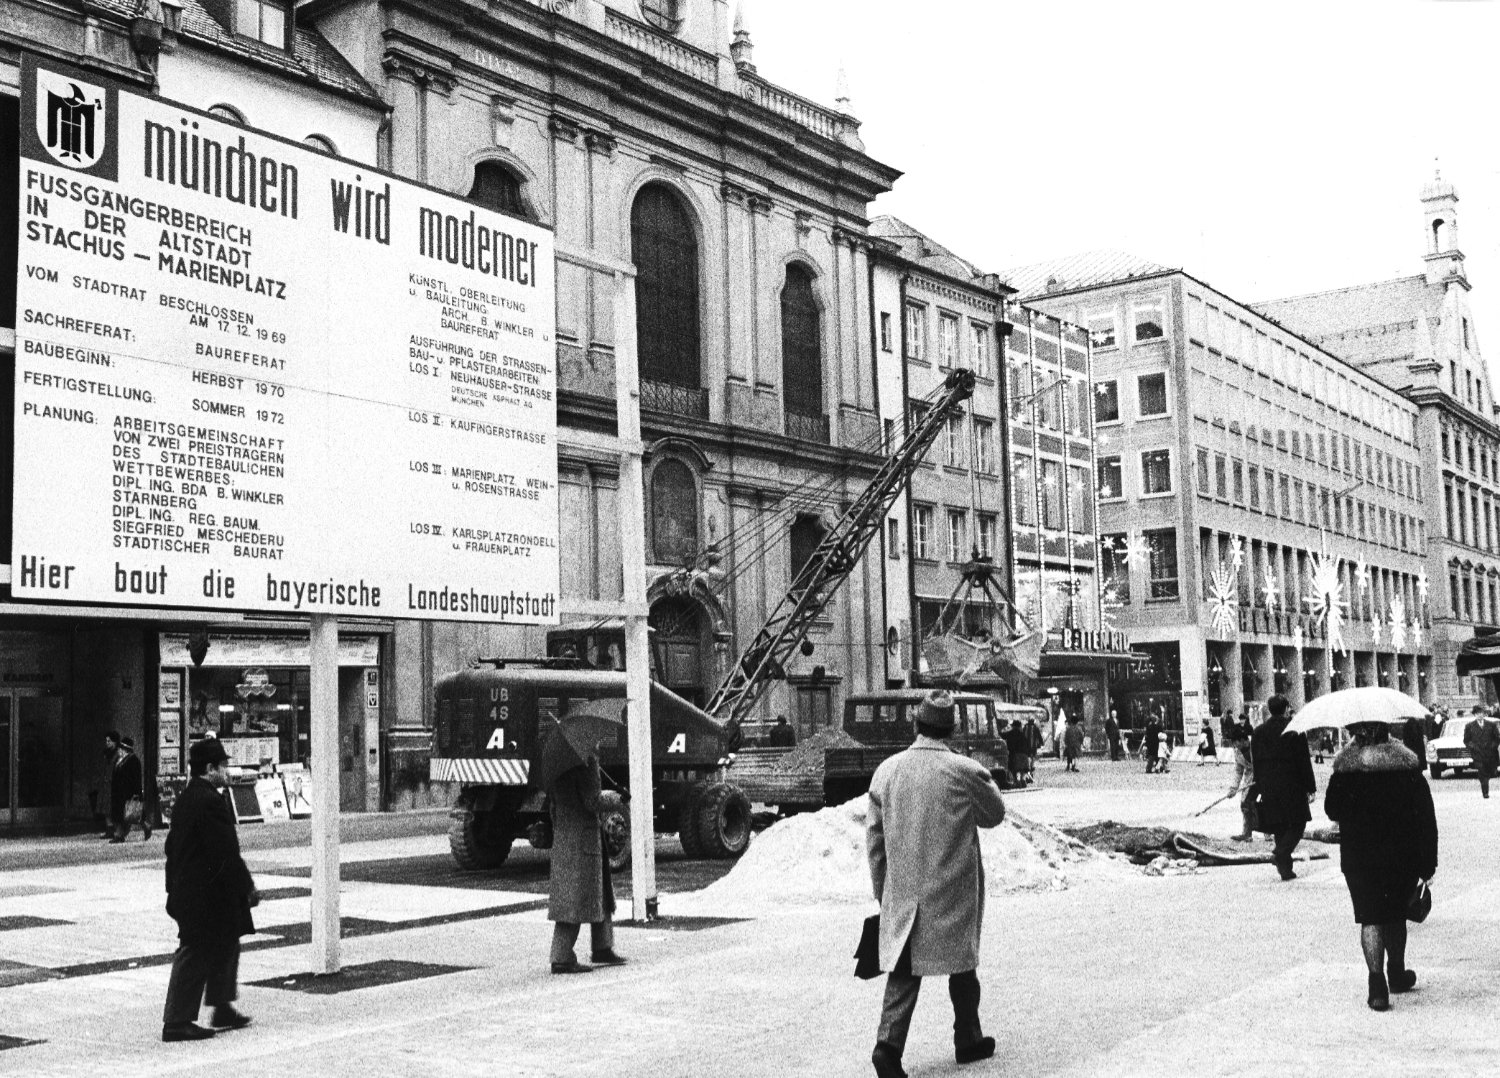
[309,613,340,973]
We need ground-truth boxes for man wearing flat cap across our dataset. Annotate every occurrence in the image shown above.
[865,690,1007,1078]
[161,736,259,1042]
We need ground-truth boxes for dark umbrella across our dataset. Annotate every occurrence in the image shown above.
[536,712,624,791]
[1457,632,1500,678]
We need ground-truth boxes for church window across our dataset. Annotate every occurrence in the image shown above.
[649,459,698,566]
[467,161,527,218]
[632,184,701,388]
[781,264,823,419]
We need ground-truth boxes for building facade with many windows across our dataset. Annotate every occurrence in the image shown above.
[1014,254,1434,741]
[1257,175,1496,706]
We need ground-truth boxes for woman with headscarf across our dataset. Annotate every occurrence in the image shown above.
[1323,721,1438,1012]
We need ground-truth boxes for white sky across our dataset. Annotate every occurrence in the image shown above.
[744,0,1500,372]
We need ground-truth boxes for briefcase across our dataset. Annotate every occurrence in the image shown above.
[854,913,881,980]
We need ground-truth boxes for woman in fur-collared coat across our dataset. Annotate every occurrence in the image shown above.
[1324,723,1438,1013]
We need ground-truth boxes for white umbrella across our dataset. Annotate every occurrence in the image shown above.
[1284,687,1428,733]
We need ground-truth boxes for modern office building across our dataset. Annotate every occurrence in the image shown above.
[1012,254,1434,741]
[1257,174,1496,706]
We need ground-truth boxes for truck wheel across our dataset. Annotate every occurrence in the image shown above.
[600,790,631,873]
[449,806,514,870]
[676,780,712,859]
[695,782,752,859]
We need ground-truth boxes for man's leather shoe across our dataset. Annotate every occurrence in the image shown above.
[871,1042,907,1078]
[1389,968,1417,993]
[162,1023,215,1042]
[590,949,627,966]
[210,1005,251,1030]
[550,958,594,975]
[956,1036,996,1064]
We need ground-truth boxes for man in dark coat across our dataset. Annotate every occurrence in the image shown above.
[1400,715,1427,768]
[866,691,1006,1077]
[1250,694,1317,880]
[162,737,257,1042]
[767,715,797,747]
[110,735,147,843]
[1143,714,1163,773]
[546,752,626,974]
[1104,710,1122,761]
[1462,706,1500,798]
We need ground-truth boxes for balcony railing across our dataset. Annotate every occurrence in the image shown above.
[603,9,717,82]
[739,73,861,147]
[641,377,708,419]
[786,410,830,444]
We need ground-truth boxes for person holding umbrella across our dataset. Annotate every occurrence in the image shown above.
[1324,719,1438,1011]
[541,712,628,975]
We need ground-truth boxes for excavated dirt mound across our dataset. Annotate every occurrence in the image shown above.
[1066,820,1333,868]
[672,795,1129,912]
[1064,822,1178,863]
[769,728,864,774]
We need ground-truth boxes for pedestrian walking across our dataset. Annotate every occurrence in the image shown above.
[1196,722,1217,766]
[1023,718,1043,783]
[162,737,257,1042]
[1003,720,1028,788]
[1399,714,1426,765]
[1462,706,1499,798]
[109,734,148,843]
[1250,695,1317,880]
[1323,721,1438,1012]
[1156,730,1173,774]
[1062,716,1084,772]
[865,690,1006,1077]
[546,748,626,974]
[1105,709,1123,761]
[1143,714,1162,773]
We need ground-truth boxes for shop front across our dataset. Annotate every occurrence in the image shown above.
[1035,627,1128,754]
[157,632,384,814]
[1107,640,1184,747]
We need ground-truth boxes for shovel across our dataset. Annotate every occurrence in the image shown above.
[1193,791,1234,817]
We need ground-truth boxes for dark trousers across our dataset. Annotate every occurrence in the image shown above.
[1272,820,1307,878]
[162,937,240,1026]
[877,967,982,1055]
[1109,738,1122,761]
[1479,766,1494,798]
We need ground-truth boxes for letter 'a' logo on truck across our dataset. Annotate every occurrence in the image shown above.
[666,733,686,754]
[36,71,107,169]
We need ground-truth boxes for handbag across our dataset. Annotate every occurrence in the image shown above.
[854,913,881,980]
[122,797,144,825]
[1406,879,1432,924]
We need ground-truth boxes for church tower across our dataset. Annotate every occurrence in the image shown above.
[1422,169,1469,289]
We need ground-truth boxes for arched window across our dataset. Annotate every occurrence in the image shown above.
[789,513,827,585]
[650,459,698,565]
[207,104,246,125]
[468,161,526,218]
[632,184,700,387]
[781,264,823,417]
[303,134,337,155]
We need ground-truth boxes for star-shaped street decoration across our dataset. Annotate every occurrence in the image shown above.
[1390,596,1408,651]
[1417,568,1430,607]
[1292,623,1305,651]
[1208,560,1240,638]
[1263,572,1279,613]
[1229,535,1244,574]
[1371,613,1383,646]
[1355,559,1370,593]
[1122,532,1150,569]
[1305,551,1349,654]
[1412,619,1424,647]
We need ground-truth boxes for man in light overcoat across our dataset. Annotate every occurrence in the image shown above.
[866,690,1007,1078]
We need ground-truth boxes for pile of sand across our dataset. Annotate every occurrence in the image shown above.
[672,795,1131,913]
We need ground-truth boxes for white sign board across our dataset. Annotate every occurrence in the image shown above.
[12,56,559,624]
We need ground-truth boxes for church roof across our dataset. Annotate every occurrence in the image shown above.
[1252,275,1442,340]
[999,250,1175,298]
[869,216,1010,292]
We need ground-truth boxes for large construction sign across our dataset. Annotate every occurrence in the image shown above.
[11,56,559,623]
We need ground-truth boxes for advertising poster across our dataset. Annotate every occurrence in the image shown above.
[12,56,559,624]
[159,669,182,709]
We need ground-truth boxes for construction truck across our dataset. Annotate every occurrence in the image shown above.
[430,367,979,868]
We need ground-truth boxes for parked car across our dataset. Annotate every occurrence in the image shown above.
[1427,717,1473,779]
